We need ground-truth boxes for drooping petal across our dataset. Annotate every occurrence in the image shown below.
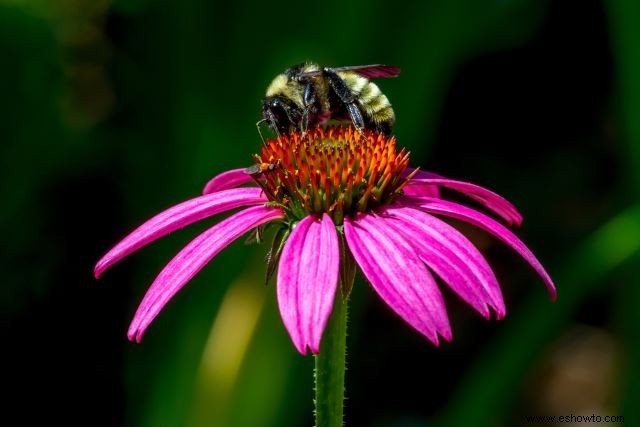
[404,196,556,299]
[95,188,267,278]
[401,168,440,198]
[127,205,284,342]
[381,205,505,319]
[202,168,256,194]
[403,185,441,198]
[401,168,440,180]
[344,213,451,345]
[408,178,523,226]
[403,168,522,226]
[277,214,340,355]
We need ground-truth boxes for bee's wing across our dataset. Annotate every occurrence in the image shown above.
[333,65,401,78]
[300,65,401,79]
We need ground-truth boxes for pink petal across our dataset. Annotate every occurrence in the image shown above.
[408,177,523,226]
[202,168,256,194]
[95,188,267,278]
[405,196,556,300]
[277,214,340,355]
[381,205,505,319]
[403,168,522,226]
[401,168,440,180]
[344,213,451,345]
[403,184,441,198]
[127,205,284,342]
[401,168,440,198]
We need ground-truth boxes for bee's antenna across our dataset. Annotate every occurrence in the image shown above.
[265,109,282,140]
[256,118,268,146]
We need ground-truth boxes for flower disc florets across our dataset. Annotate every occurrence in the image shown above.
[252,126,413,224]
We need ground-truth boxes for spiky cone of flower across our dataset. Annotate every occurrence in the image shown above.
[95,126,555,353]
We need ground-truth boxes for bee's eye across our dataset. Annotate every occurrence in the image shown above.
[270,98,281,108]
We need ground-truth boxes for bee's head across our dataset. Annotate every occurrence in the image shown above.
[262,96,301,135]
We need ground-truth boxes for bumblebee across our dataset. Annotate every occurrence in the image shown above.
[259,63,400,139]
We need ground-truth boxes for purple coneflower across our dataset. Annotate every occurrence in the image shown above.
[95,126,555,354]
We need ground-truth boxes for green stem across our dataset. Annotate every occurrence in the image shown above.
[314,294,348,427]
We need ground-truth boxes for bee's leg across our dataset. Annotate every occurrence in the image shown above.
[301,82,316,138]
[324,68,365,134]
[345,103,365,134]
[301,109,309,138]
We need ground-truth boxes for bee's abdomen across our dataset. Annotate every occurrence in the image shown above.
[337,72,395,134]
[358,81,395,125]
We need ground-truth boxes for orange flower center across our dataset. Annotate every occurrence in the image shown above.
[251,127,413,224]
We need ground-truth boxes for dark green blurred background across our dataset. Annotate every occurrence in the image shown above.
[2,0,639,426]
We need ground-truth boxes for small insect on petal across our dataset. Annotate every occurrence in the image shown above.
[244,162,276,176]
